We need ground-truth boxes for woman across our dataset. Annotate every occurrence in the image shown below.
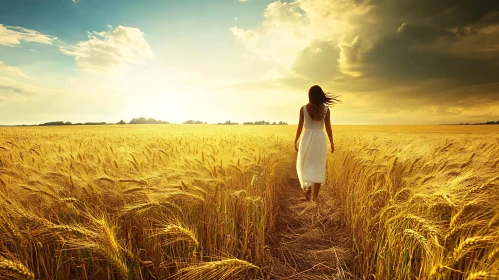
[294,85,340,201]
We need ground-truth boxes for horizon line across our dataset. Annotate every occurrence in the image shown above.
[2,123,498,127]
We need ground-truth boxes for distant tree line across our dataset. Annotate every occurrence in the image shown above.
[39,121,106,126]
[36,117,171,126]
[183,120,208,124]
[216,120,288,125]
[243,121,288,125]
[14,117,289,126]
[476,120,499,125]
[448,120,499,125]
[128,117,169,124]
[217,120,239,125]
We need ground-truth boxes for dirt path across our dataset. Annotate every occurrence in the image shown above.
[268,173,354,279]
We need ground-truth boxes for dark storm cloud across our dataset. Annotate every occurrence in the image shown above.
[369,0,499,29]
[396,23,457,44]
[363,34,499,85]
[367,82,499,109]
[384,2,499,79]
[289,0,499,114]
[229,0,499,122]
[364,0,499,83]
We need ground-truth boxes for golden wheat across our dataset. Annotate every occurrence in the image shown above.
[154,224,199,248]
[325,126,499,279]
[453,236,495,263]
[174,258,260,280]
[0,258,35,280]
[1,124,498,279]
[465,271,498,280]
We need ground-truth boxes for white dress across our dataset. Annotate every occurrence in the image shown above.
[296,105,328,191]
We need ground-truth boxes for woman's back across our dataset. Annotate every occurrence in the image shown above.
[303,104,327,131]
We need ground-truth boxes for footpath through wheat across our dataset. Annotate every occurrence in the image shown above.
[268,169,354,279]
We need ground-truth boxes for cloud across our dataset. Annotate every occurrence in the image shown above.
[231,1,321,67]
[396,23,457,44]
[0,78,37,100]
[0,77,60,101]
[0,24,57,46]
[361,33,499,85]
[231,0,499,122]
[230,0,372,76]
[333,0,499,82]
[0,61,28,78]
[60,25,153,72]
[0,85,33,95]
[72,0,79,3]
[369,0,499,30]
[232,0,499,82]
[291,41,342,82]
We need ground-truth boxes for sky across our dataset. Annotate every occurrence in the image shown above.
[0,0,498,125]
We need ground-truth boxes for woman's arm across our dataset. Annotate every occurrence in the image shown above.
[324,108,334,152]
[294,107,304,152]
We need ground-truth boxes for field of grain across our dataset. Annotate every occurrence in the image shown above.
[0,125,498,279]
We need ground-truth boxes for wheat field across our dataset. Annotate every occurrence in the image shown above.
[0,125,498,279]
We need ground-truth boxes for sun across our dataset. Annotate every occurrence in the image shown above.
[109,62,194,123]
[123,93,187,124]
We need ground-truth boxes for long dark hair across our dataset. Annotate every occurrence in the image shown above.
[308,85,341,120]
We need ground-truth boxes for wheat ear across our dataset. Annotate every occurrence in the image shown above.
[174,259,260,280]
[0,258,35,280]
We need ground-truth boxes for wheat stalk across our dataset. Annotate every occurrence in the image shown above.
[96,177,115,184]
[468,176,499,194]
[488,211,499,227]
[49,224,93,238]
[118,179,147,185]
[20,185,58,200]
[2,216,24,245]
[452,236,495,264]
[122,186,164,194]
[450,202,480,229]
[465,271,497,280]
[403,229,431,255]
[95,218,120,255]
[429,264,461,278]
[174,259,260,280]
[121,201,181,216]
[487,247,499,262]
[83,242,129,279]
[155,224,199,248]
[0,258,34,280]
